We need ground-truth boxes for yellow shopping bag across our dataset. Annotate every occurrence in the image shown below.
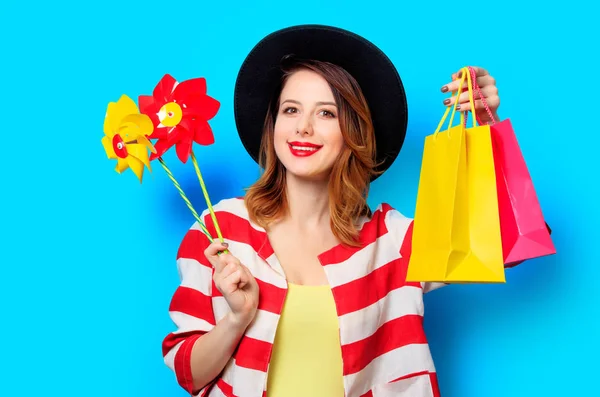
[406,67,505,283]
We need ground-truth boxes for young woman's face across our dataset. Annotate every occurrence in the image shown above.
[273,69,345,181]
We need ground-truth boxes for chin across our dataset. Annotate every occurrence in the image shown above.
[276,147,334,181]
[284,166,331,182]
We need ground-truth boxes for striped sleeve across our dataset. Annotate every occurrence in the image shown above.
[384,206,448,294]
[162,215,216,396]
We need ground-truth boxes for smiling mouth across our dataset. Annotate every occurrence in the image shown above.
[290,145,319,152]
[288,142,323,157]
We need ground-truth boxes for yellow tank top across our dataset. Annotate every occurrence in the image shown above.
[266,283,344,396]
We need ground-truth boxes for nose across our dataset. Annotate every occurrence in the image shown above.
[296,114,313,136]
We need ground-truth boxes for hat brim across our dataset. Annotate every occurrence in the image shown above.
[234,24,408,181]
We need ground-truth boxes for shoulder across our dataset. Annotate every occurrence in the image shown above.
[181,197,249,239]
[206,196,248,219]
[354,202,414,248]
[367,202,413,237]
[184,196,248,226]
[196,196,266,242]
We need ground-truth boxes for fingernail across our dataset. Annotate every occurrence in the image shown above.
[222,242,229,248]
[457,71,462,78]
[455,105,461,111]
[441,86,449,93]
[443,99,451,105]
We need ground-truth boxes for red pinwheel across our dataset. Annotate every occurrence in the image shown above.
[139,74,220,163]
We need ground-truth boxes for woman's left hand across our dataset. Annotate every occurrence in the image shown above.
[441,66,500,125]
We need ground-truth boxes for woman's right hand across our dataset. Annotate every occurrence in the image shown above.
[204,241,259,329]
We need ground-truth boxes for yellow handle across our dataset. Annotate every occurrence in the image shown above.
[464,65,477,128]
[434,66,477,137]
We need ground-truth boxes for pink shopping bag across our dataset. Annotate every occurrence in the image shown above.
[468,66,556,266]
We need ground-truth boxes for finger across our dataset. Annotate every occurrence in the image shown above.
[443,90,482,107]
[455,98,499,112]
[216,253,239,266]
[222,269,244,295]
[441,77,467,94]
[237,268,250,289]
[213,262,237,290]
[479,95,500,110]
[473,86,498,108]
[476,75,496,89]
[454,81,500,104]
[239,265,255,288]
[215,262,242,293]
[470,66,489,78]
[219,262,239,279]
[215,254,241,276]
[226,264,251,290]
[457,91,500,111]
[443,68,493,93]
[244,265,255,280]
[445,83,498,107]
[204,242,230,270]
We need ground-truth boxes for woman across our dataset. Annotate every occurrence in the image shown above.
[162,25,502,397]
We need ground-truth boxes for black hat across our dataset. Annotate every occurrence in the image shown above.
[233,24,407,180]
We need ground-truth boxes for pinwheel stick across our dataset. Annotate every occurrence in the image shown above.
[157,157,213,241]
[191,150,225,242]
[157,157,230,256]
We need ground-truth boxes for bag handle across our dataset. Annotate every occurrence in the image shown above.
[458,65,478,128]
[434,66,477,138]
[467,66,497,125]
[434,68,466,135]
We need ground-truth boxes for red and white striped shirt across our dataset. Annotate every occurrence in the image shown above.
[162,197,446,397]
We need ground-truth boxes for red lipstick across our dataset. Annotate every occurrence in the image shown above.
[288,141,323,157]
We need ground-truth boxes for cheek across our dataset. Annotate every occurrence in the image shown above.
[273,121,289,159]
[273,117,290,142]
[334,133,345,150]
[326,127,345,155]
[273,127,287,152]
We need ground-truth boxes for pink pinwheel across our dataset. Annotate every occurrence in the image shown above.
[139,74,220,163]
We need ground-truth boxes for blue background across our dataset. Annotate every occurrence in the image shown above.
[2,0,596,395]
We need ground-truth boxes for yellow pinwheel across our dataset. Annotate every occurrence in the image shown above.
[102,95,156,183]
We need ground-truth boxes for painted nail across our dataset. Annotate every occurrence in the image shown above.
[443,99,451,105]
[455,105,461,111]
[441,86,449,93]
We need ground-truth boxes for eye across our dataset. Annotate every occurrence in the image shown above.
[319,109,336,118]
[283,107,298,114]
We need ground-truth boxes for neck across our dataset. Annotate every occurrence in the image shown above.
[283,172,330,229]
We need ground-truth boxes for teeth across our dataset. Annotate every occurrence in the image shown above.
[291,146,318,151]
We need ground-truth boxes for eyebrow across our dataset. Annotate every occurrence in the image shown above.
[281,99,337,107]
